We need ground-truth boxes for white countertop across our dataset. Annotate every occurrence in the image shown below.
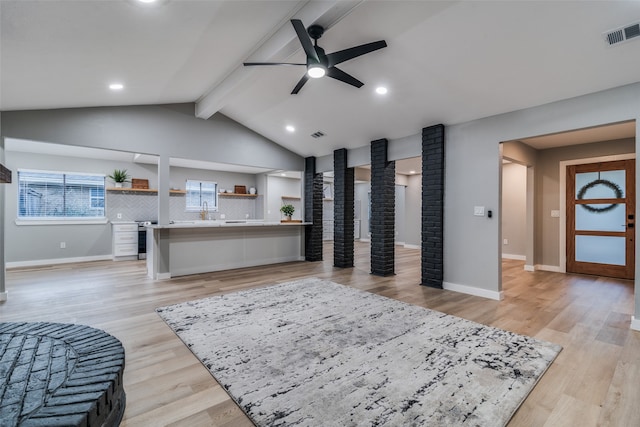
[147,220,311,229]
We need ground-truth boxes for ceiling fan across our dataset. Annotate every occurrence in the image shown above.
[243,19,387,94]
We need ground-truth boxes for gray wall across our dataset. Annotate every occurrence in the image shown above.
[502,163,527,258]
[395,185,405,244]
[404,174,422,247]
[444,83,638,296]
[535,138,635,267]
[355,182,370,240]
[4,150,261,263]
[266,176,302,222]
[1,104,303,171]
[0,120,6,296]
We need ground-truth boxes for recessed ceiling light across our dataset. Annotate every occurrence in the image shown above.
[285,125,295,133]
[281,173,287,177]
[375,86,388,95]
[409,170,416,174]
[109,83,124,91]
[138,0,157,3]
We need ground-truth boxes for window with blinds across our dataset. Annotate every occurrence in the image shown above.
[185,180,218,212]
[18,170,106,219]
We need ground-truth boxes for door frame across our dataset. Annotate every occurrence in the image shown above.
[559,153,636,273]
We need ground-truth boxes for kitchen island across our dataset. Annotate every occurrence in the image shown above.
[145,220,310,279]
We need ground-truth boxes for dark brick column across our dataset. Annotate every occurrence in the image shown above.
[422,124,445,288]
[304,156,323,261]
[333,148,354,268]
[370,139,395,276]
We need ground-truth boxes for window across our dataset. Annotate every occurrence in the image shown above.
[185,180,218,212]
[18,170,106,219]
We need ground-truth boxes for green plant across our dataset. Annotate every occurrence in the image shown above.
[108,169,130,183]
[280,204,295,217]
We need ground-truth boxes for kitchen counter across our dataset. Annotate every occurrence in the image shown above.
[146,221,310,279]
[149,220,310,229]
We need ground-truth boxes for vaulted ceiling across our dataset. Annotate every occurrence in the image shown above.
[2,0,639,159]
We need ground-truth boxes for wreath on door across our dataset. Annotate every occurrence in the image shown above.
[576,178,623,213]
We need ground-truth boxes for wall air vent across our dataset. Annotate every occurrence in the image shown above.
[604,22,640,46]
[311,131,325,139]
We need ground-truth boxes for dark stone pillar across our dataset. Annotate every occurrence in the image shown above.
[333,148,354,268]
[370,139,395,276]
[304,156,323,261]
[421,124,445,288]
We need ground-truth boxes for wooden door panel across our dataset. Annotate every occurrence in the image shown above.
[566,160,635,280]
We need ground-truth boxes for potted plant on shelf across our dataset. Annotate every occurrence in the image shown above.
[280,204,295,221]
[108,169,130,188]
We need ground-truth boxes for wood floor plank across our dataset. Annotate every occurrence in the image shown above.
[1,245,638,426]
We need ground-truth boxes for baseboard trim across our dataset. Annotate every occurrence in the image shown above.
[0,291,7,302]
[443,281,503,301]
[524,265,535,272]
[404,244,420,250]
[359,238,371,243]
[156,272,172,280]
[6,255,113,269]
[631,316,640,331]
[502,253,526,261]
[535,264,562,273]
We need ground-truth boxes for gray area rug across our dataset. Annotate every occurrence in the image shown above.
[156,277,561,426]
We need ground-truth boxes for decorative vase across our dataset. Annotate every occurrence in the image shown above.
[286,215,292,221]
[249,187,256,195]
[115,182,123,188]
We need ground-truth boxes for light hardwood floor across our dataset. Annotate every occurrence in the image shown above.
[1,242,639,426]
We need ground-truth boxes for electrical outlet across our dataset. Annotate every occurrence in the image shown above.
[220,214,225,219]
[503,239,509,245]
[60,242,66,249]
[117,213,122,219]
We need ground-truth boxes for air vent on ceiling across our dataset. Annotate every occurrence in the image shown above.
[604,22,640,46]
[311,131,325,139]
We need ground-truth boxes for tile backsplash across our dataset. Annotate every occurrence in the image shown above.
[106,192,263,222]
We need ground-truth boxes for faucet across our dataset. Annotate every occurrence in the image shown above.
[200,201,209,220]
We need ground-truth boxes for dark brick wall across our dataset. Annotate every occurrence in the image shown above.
[421,124,445,288]
[370,139,395,276]
[333,148,354,268]
[304,156,323,262]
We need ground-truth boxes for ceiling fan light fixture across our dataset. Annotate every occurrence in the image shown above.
[307,65,326,79]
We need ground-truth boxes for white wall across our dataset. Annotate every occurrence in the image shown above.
[502,163,527,258]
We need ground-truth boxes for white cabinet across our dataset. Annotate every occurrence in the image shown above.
[112,222,138,261]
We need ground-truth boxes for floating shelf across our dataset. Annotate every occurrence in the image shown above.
[218,193,258,198]
[282,196,301,200]
[106,187,186,194]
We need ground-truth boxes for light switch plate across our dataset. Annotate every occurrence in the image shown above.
[474,206,485,216]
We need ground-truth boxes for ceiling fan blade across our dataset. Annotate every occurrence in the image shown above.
[291,74,310,95]
[326,67,364,88]
[243,62,306,66]
[327,40,387,67]
[291,19,319,63]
